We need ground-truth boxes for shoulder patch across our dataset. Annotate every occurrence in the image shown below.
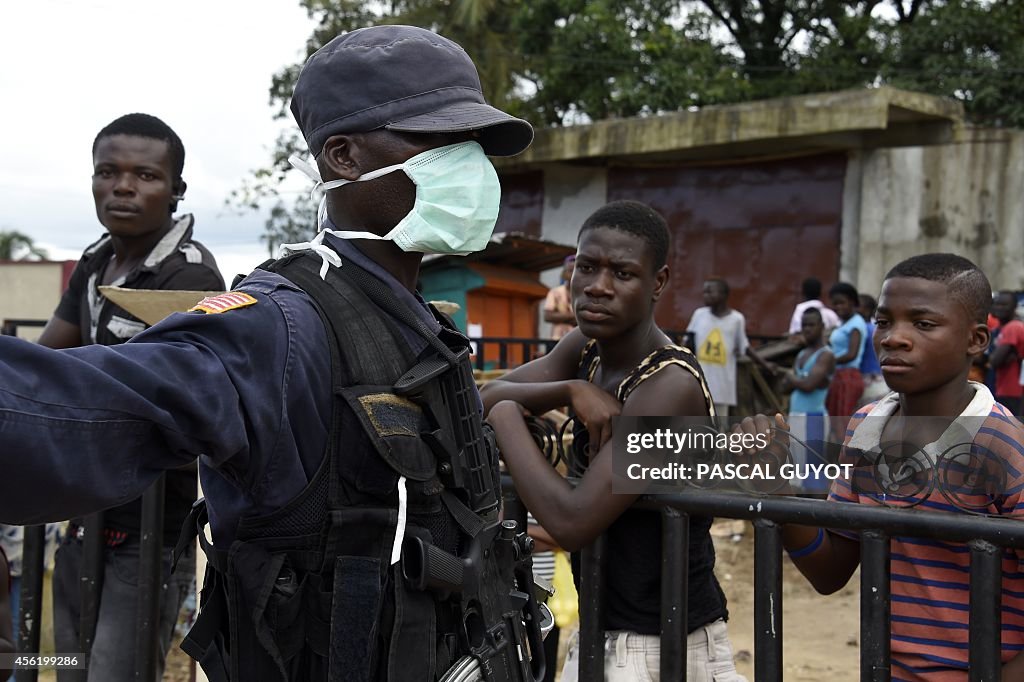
[189,291,257,314]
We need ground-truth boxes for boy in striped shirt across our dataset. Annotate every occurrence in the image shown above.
[771,254,1024,680]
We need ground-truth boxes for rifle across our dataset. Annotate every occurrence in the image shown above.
[402,522,554,682]
[344,258,550,682]
[395,347,552,681]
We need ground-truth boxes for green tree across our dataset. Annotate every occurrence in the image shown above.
[883,0,1024,127]
[233,0,1024,244]
[512,0,748,125]
[261,0,1024,131]
[0,230,48,261]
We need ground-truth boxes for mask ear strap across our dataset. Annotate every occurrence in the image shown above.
[346,162,407,184]
[319,162,407,193]
[289,154,327,199]
[292,157,407,196]
[288,154,320,181]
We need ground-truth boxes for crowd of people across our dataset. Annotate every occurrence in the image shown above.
[0,22,1022,682]
[496,214,1024,680]
[686,272,1023,440]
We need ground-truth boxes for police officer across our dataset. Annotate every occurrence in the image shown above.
[0,25,533,682]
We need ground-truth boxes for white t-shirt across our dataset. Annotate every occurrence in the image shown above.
[788,299,841,334]
[687,307,749,406]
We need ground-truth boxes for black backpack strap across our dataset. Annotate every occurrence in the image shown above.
[173,498,228,574]
[268,253,412,386]
[177,499,232,682]
[329,255,460,366]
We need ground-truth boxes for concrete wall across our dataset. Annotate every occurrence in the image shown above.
[851,128,1024,295]
[535,165,607,338]
[0,262,65,340]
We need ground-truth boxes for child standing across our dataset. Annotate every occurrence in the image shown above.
[826,282,867,442]
[687,279,775,416]
[753,253,1024,680]
[782,308,835,494]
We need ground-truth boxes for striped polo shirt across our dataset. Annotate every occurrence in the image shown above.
[828,383,1024,681]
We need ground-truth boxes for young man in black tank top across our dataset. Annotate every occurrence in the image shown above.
[484,201,745,681]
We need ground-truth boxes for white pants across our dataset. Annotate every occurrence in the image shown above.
[560,619,747,682]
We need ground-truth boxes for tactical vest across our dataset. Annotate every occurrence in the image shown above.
[176,252,544,682]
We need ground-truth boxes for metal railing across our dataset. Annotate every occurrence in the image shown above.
[514,415,1020,682]
[2,320,168,682]
[470,336,557,371]
[14,319,999,682]
[0,319,45,337]
[468,330,699,372]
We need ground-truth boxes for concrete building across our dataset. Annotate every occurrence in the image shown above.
[490,87,1022,337]
[0,260,75,340]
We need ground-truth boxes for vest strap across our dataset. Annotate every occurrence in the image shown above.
[440,490,485,539]
[328,555,384,681]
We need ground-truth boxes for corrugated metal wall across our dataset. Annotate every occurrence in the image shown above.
[606,154,846,336]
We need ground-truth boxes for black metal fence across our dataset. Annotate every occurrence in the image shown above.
[471,336,557,371]
[0,319,45,337]
[9,319,1010,682]
[468,330,698,372]
[2,320,168,682]
[467,331,783,371]
[515,412,1021,682]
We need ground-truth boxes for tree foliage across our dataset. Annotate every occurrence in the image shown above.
[0,230,48,261]
[510,1,749,124]
[883,0,1024,126]
[234,0,1024,251]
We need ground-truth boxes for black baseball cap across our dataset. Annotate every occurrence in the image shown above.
[290,25,534,158]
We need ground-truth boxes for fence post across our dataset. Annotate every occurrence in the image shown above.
[578,534,607,682]
[860,529,890,682]
[76,511,106,682]
[660,508,688,681]
[969,539,1001,682]
[14,526,45,682]
[134,476,166,680]
[753,518,783,682]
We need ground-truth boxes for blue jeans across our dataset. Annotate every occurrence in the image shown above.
[52,537,194,682]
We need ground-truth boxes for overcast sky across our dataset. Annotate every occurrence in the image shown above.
[0,0,318,281]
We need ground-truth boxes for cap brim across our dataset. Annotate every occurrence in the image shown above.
[386,102,534,157]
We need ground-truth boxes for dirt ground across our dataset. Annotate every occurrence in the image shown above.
[711,519,860,682]
[43,518,860,681]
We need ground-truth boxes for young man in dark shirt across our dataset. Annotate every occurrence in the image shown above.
[484,201,745,681]
[36,113,224,682]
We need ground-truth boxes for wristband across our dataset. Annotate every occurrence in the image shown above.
[787,528,825,559]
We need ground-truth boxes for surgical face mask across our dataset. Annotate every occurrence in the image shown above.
[289,141,501,256]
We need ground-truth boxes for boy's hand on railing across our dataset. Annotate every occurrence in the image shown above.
[732,413,796,494]
[733,412,790,454]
